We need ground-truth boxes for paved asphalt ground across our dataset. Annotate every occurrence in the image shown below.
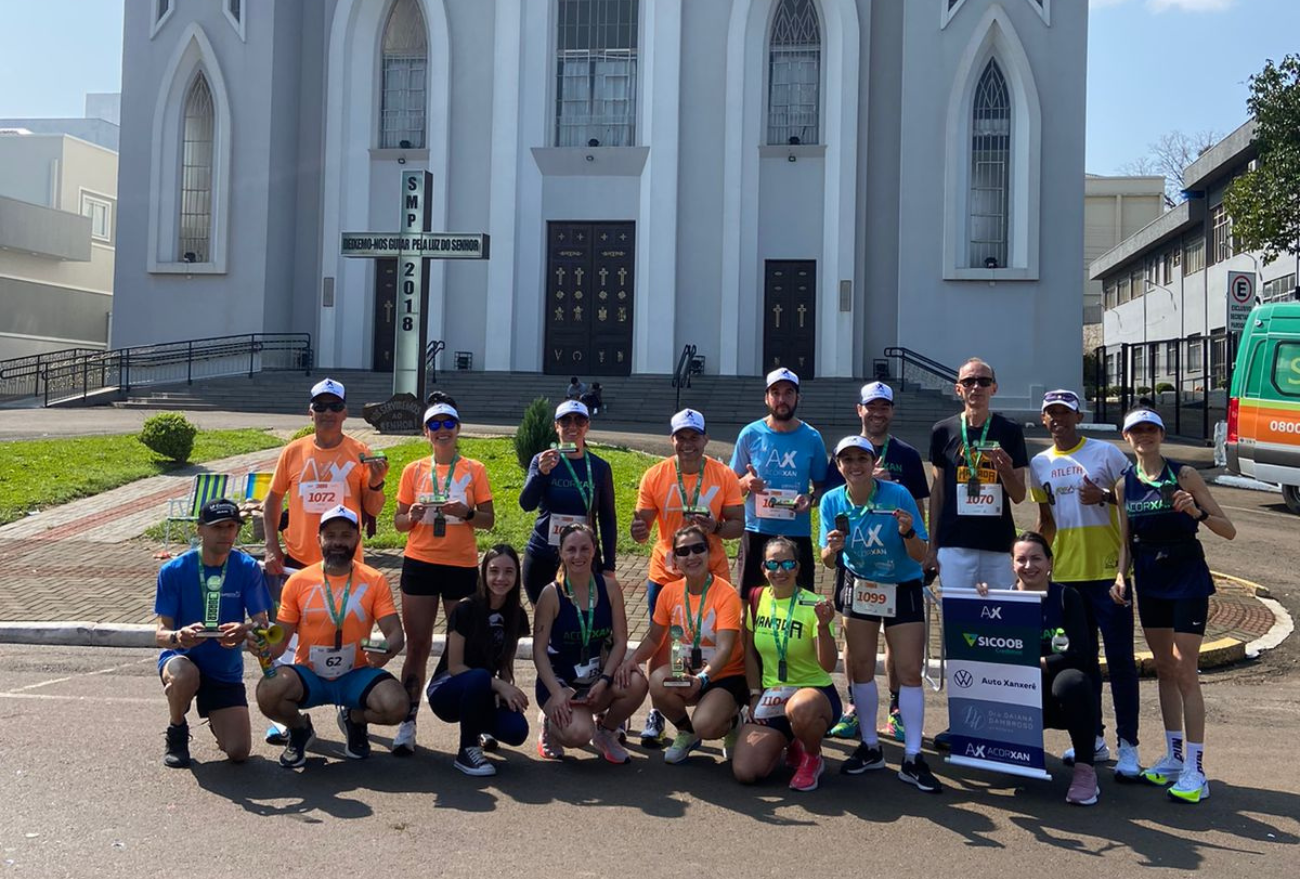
[1,407,1297,877]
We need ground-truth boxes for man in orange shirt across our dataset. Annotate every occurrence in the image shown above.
[257,505,407,768]
[262,378,389,574]
[630,408,744,745]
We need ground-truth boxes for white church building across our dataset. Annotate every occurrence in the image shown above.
[112,0,1085,405]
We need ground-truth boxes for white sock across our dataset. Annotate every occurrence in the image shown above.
[1165,730,1185,763]
[851,681,879,746]
[899,685,924,759]
[1184,742,1204,776]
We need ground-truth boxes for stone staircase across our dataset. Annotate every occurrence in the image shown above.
[114,369,960,433]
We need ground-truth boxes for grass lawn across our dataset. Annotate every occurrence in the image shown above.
[0,429,284,526]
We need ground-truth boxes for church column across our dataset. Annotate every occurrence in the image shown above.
[633,0,682,375]
[486,0,523,371]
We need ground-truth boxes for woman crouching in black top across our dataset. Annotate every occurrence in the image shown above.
[425,544,530,777]
[979,531,1101,805]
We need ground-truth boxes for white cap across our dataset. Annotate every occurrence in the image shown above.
[833,435,878,458]
[554,400,590,420]
[318,504,359,529]
[310,377,346,401]
[1041,389,1082,412]
[423,403,460,424]
[765,367,800,390]
[859,382,894,405]
[1122,409,1165,432]
[670,408,706,435]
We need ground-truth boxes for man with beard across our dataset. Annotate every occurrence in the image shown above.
[257,505,408,768]
[823,382,930,744]
[730,368,828,601]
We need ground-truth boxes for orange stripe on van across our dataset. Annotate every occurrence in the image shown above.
[1238,399,1300,446]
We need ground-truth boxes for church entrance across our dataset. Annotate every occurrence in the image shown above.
[544,222,635,376]
[372,258,397,372]
[762,260,816,378]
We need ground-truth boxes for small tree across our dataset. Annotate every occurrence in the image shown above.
[1119,129,1222,208]
[1224,55,1300,264]
[514,397,554,470]
[140,412,198,463]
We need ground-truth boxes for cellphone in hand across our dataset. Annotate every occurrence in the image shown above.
[834,514,850,535]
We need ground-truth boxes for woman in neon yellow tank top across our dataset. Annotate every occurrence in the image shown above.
[732,537,840,792]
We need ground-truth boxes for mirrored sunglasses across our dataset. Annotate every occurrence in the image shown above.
[763,559,798,571]
[426,418,458,430]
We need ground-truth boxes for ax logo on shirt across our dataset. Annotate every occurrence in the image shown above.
[850,522,885,551]
[299,457,357,485]
[302,582,371,623]
[764,448,800,472]
[665,484,722,512]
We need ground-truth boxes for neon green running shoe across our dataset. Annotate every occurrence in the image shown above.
[828,710,860,739]
[1167,770,1210,804]
[1142,753,1184,787]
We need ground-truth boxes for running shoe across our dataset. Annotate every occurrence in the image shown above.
[789,752,825,791]
[899,755,942,793]
[828,709,859,740]
[337,706,371,760]
[784,737,806,771]
[479,733,499,752]
[640,709,667,748]
[722,727,739,762]
[264,721,289,746]
[1167,769,1210,804]
[1063,735,1109,766]
[1141,753,1184,787]
[592,725,632,764]
[1114,739,1141,782]
[932,729,952,751]
[883,708,906,743]
[164,722,191,769]
[536,720,564,760]
[391,719,417,757]
[279,717,316,769]
[1066,763,1100,806]
[664,731,702,764]
[454,746,497,777]
[841,743,886,775]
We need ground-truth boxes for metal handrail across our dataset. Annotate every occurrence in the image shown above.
[672,343,697,410]
[883,346,958,385]
[426,339,445,387]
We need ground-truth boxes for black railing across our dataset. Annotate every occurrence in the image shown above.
[0,333,315,407]
[882,346,958,395]
[1091,334,1224,441]
[0,348,104,403]
[425,339,445,387]
[672,344,698,410]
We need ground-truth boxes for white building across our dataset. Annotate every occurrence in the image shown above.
[0,132,117,360]
[1082,174,1164,348]
[112,0,1087,406]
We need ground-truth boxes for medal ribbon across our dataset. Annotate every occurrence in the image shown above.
[769,587,801,675]
[320,562,354,649]
[563,574,598,653]
[198,556,229,630]
[960,414,993,477]
[428,453,460,499]
[674,458,705,512]
[560,451,595,514]
[875,435,891,469]
[682,575,713,649]
[1135,461,1176,489]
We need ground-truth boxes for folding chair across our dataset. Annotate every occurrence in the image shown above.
[242,472,273,503]
[163,473,230,552]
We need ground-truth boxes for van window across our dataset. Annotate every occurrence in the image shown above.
[1244,340,1268,396]
[1274,342,1300,397]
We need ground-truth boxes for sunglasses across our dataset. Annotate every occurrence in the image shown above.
[763,559,798,572]
[958,377,994,388]
[311,400,345,413]
[673,542,709,558]
[557,415,589,426]
[426,419,458,430]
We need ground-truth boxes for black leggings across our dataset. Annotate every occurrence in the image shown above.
[1043,668,1098,766]
[522,552,560,606]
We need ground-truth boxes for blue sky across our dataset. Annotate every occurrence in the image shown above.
[0,0,1296,174]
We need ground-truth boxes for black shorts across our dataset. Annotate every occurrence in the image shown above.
[836,577,925,626]
[401,556,478,600]
[698,674,749,708]
[521,552,559,606]
[159,661,248,718]
[735,532,816,600]
[1137,593,1209,636]
[755,684,842,741]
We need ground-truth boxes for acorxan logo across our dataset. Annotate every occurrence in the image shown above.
[963,633,1024,650]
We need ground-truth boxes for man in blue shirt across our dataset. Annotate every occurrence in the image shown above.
[154,499,272,768]
[730,368,828,600]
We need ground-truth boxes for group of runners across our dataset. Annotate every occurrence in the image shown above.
[155,360,1234,805]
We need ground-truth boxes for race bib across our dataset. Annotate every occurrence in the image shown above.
[851,578,897,618]
[308,644,355,681]
[957,483,1003,517]
[547,513,587,546]
[571,656,601,685]
[754,685,799,720]
[755,488,799,521]
[300,481,345,514]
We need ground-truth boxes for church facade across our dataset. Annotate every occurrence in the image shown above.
[113,0,1085,406]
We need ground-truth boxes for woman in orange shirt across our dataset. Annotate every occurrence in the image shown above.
[390,394,495,756]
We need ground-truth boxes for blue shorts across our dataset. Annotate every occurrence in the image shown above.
[290,665,396,711]
[754,684,842,741]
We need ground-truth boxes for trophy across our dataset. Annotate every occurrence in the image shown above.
[664,625,695,687]
[554,441,579,453]
[359,452,387,464]
[419,491,450,536]
[252,623,285,678]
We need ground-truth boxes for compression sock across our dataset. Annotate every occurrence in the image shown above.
[851,681,879,746]
[899,686,925,759]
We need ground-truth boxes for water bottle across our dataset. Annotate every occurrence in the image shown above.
[1050,628,1069,654]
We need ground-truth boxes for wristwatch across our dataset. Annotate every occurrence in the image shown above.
[465,508,477,522]
[1196,508,1210,522]
[169,631,179,646]
[900,527,917,540]
[369,481,385,491]
[696,671,711,689]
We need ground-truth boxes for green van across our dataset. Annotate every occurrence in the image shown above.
[1227,300,1300,514]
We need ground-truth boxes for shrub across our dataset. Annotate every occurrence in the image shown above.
[139,412,198,463]
[290,424,315,441]
[1136,386,1152,396]
[514,396,554,470]
[1155,382,1175,394]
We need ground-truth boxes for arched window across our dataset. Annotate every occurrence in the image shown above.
[767,0,820,145]
[380,0,428,149]
[179,73,214,263]
[969,59,1010,270]
[555,0,639,147]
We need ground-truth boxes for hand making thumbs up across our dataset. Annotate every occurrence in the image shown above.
[741,463,767,494]
[1078,474,1109,506]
